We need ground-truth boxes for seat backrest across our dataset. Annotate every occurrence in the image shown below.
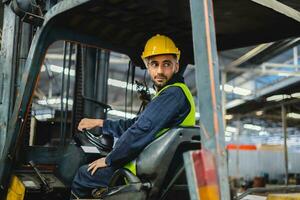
[136,127,200,199]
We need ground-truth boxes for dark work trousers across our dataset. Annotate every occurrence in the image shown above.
[71,164,115,198]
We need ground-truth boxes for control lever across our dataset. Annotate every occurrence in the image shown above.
[29,161,52,193]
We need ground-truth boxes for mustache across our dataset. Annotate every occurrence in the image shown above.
[155,75,167,79]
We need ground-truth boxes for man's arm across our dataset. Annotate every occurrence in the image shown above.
[105,87,189,167]
[102,117,138,138]
[77,117,137,138]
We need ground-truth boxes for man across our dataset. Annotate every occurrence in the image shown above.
[71,34,195,198]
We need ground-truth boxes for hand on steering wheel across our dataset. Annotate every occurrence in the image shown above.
[78,118,104,131]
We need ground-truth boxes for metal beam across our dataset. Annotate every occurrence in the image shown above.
[223,38,300,76]
[0,18,54,199]
[226,66,300,76]
[83,47,97,117]
[188,0,230,199]
[250,0,300,23]
[226,76,300,110]
[281,104,289,185]
[293,46,298,65]
[0,4,17,157]
[262,62,300,68]
[95,49,110,119]
[224,43,273,71]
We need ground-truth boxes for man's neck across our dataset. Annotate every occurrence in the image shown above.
[155,73,185,92]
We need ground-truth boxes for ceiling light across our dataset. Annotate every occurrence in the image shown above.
[220,84,251,96]
[291,93,300,98]
[259,131,269,136]
[233,87,252,96]
[45,53,76,60]
[225,136,232,142]
[277,72,291,77]
[243,124,262,131]
[226,126,237,133]
[34,113,54,121]
[221,84,234,92]
[256,111,263,116]
[225,115,233,120]
[287,112,300,119]
[226,99,245,109]
[41,64,75,76]
[266,94,290,102]
[36,98,73,106]
[225,131,233,136]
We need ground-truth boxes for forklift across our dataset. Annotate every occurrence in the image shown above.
[0,1,203,199]
[1,0,300,200]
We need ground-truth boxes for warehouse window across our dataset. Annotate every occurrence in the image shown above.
[106,52,153,120]
[27,41,150,147]
[0,4,3,49]
[29,41,76,146]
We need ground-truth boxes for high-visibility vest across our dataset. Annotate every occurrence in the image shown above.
[124,82,196,175]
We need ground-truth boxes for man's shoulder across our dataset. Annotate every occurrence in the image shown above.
[160,84,186,97]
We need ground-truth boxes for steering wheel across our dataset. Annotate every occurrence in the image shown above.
[74,129,114,155]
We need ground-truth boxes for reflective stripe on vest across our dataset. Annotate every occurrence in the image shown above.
[124,83,196,175]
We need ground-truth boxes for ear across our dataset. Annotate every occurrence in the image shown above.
[175,62,179,73]
[143,59,148,69]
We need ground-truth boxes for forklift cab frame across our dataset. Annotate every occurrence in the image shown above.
[1,0,300,199]
[1,0,208,199]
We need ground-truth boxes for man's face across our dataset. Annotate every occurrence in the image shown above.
[146,54,179,89]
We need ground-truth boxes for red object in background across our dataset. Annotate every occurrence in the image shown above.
[226,144,257,150]
[192,149,220,200]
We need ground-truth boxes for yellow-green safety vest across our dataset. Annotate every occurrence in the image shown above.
[124,82,196,175]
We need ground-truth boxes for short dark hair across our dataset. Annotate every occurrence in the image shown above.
[145,54,177,63]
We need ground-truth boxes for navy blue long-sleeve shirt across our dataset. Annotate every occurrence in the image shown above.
[103,75,190,167]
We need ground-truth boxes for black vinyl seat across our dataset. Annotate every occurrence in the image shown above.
[100,127,201,200]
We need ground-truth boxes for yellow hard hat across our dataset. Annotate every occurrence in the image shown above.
[141,34,180,61]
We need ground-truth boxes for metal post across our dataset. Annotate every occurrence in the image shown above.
[71,44,83,135]
[236,115,241,179]
[187,0,230,199]
[17,21,32,147]
[60,42,68,147]
[95,49,109,119]
[17,23,32,93]
[294,47,298,71]
[0,11,52,198]
[83,47,97,117]
[221,71,227,127]
[62,42,73,146]
[250,0,300,23]
[48,80,53,98]
[281,104,289,185]
[0,4,17,157]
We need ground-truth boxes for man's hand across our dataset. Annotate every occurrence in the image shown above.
[87,157,107,175]
[78,118,104,131]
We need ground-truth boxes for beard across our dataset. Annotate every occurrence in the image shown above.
[152,75,168,90]
[153,81,165,89]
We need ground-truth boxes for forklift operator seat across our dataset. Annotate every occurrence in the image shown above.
[100,127,201,200]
